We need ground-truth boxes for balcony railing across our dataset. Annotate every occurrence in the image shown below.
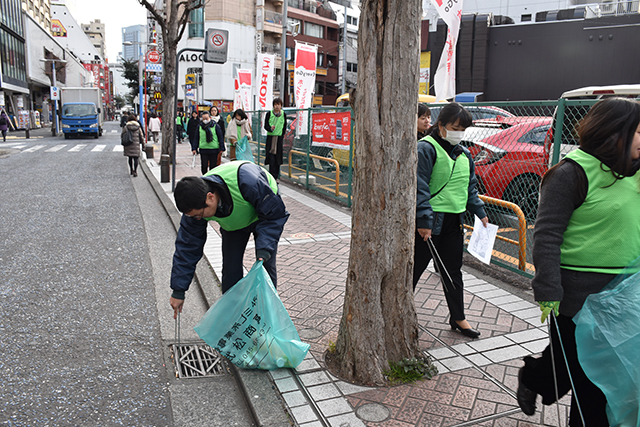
[262,43,282,54]
[264,10,283,25]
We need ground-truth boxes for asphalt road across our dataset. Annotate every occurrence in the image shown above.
[0,123,254,426]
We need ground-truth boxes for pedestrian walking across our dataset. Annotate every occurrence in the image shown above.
[197,112,225,174]
[226,109,252,161]
[122,114,146,177]
[186,110,200,155]
[168,161,289,319]
[176,112,185,144]
[148,113,162,143]
[413,102,488,339]
[0,110,9,142]
[516,97,640,425]
[210,105,226,143]
[264,98,287,180]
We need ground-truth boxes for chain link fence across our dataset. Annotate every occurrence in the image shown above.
[235,100,599,277]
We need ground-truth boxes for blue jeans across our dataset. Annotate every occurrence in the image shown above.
[220,223,277,294]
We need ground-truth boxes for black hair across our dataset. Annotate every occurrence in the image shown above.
[273,98,283,106]
[210,106,220,116]
[427,102,473,137]
[578,97,640,178]
[234,109,248,120]
[174,176,209,213]
[418,103,431,118]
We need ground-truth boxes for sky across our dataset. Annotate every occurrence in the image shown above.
[71,0,149,62]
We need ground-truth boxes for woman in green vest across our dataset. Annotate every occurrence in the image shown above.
[198,112,225,174]
[414,103,488,339]
[516,98,640,424]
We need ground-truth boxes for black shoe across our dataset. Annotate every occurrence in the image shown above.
[517,368,537,416]
[132,170,137,177]
[449,318,481,338]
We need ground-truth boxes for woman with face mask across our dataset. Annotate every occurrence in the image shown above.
[414,102,488,338]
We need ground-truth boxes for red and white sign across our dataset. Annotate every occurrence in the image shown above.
[147,50,161,64]
[237,69,252,112]
[431,0,464,101]
[294,42,317,135]
[312,111,351,149]
[257,53,275,135]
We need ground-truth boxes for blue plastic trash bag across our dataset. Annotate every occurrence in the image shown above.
[194,261,309,370]
[235,136,255,163]
[574,257,640,427]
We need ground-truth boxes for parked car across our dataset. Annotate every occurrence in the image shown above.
[429,104,515,124]
[472,117,553,219]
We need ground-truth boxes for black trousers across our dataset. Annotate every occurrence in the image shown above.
[200,150,221,175]
[413,213,465,321]
[127,156,139,172]
[521,315,608,427]
[219,223,277,294]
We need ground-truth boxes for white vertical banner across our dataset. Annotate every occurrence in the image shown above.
[294,42,317,135]
[257,53,275,136]
[233,76,242,111]
[237,69,253,113]
[431,0,464,101]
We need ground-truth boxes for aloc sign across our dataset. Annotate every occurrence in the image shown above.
[179,53,205,62]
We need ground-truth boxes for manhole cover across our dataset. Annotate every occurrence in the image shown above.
[356,403,390,422]
[298,328,323,339]
[171,343,226,379]
[290,232,315,239]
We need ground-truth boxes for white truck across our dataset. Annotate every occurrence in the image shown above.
[60,87,104,139]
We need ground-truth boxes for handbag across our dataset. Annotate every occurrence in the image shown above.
[194,261,309,370]
[121,129,134,146]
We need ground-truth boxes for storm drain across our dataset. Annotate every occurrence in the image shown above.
[170,343,226,379]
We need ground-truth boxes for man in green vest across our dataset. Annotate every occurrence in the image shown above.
[169,161,289,319]
[264,98,287,180]
[176,112,185,143]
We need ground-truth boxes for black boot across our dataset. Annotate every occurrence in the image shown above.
[517,368,537,415]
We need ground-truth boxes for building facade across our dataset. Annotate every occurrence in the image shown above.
[82,19,107,60]
[21,0,52,32]
[1,0,30,115]
[122,25,146,62]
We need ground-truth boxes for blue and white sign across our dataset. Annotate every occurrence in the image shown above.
[146,63,162,72]
[50,86,60,100]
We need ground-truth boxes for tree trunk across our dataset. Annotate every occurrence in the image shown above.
[160,0,180,158]
[333,0,422,386]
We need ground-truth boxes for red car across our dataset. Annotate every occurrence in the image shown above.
[472,117,552,219]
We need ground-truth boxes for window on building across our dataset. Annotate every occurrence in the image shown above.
[347,62,357,72]
[304,22,324,38]
[347,16,358,26]
[521,14,532,22]
[288,17,302,34]
[188,7,204,38]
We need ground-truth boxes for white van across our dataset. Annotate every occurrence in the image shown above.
[560,84,640,100]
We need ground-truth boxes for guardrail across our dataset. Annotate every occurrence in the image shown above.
[288,149,341,196]
[464,195,528,273]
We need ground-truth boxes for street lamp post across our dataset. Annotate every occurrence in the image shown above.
[123,41,157,143]
[40,58,66,136]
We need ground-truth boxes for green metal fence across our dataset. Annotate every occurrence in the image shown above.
[237,100,599,278]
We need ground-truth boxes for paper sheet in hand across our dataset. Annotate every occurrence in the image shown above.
[467,216,498,264]
[191,154,196,168]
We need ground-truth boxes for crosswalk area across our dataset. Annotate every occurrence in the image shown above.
[4,143,125,153]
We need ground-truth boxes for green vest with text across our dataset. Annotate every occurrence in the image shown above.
[199,124,220,150]
[423,136,470,213]
[267,111,285,136]
[203,161,279,231]
[560,149,640,273]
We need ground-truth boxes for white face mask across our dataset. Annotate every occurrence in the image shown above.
[444,130,465,145]
[202,119,211,124]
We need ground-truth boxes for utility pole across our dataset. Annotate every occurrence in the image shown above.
[279,0,288,102]
[341,5,347,95]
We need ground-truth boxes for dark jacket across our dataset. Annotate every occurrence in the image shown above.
[416,133,486,235]
[186,116,200,138]
[170,162,289,296]
[263,111,288,166]
[122,121,145,157]
[198,121,225,152]
[0,113,8,132]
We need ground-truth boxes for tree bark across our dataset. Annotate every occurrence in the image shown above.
[334,0,422,386]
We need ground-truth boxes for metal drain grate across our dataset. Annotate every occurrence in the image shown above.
[171,343,226,379]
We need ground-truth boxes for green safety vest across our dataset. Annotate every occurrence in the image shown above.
[199,124,219,150]
[422,136,470,213]
[267,111,285,136]
[203,161,279,231]
[176,116,182,126]
[560,149,640,273]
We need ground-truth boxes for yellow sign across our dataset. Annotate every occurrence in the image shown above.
[419,52,431,95]
[51,19,67,37]
[185,74,196,85]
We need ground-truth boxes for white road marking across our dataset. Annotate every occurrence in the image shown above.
[46,145,67,152]
[68,144,87,152]
[22,145,45,153]
[91,144,106,152]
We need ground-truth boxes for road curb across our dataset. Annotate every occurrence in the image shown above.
[139,159,292,427]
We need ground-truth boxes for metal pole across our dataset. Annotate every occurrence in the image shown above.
[341,6,347,95]
[144,49,148,145]
[52,63,58,136]
[138,44,144,126]
[279,0,288,101]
